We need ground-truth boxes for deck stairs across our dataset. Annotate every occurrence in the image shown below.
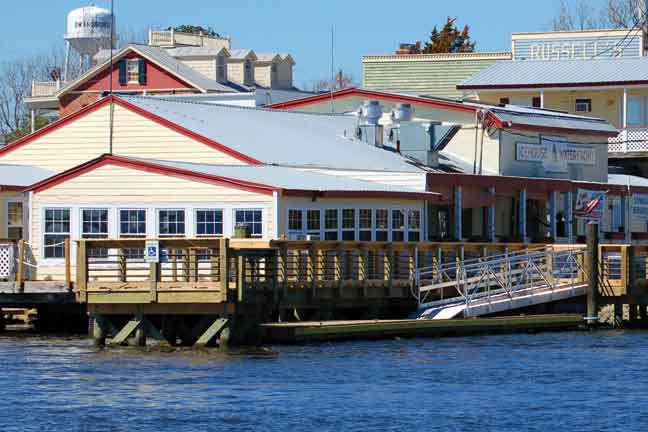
[413,246,588,319]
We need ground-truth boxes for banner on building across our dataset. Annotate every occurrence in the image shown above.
[574,189,605,220]
[516,139,596,173]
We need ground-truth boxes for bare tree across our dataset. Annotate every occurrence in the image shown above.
[311,70,356,93]
[553,0,647,31]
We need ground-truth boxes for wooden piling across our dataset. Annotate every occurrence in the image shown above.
[585,223,599,326]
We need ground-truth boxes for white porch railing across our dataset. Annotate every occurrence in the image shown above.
[30,80,66,98]
[608,127,648,153]
[0,242,16,280]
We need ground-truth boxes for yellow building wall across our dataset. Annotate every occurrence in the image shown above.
[179,58,216,80]
[31,164,273,280]
[254,64,271,88]
[0,103,246,173]
[227,62,244,84]
[478,88,648,128]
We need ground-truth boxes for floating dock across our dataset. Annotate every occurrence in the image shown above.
[261,314,584,343]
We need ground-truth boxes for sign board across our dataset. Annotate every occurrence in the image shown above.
[516,139,596,172]
[633,193,648,220]
[512,31,644,61]
[574,189,605,220]
[144,240,160,263]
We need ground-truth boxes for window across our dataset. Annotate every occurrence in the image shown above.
[408,210,421,242]
[82,209,109,258]
[120,209,146,237]
[324,209,338,240]
[376,209,388,241]
[7,202,23,240]
[244,61,253,83]
[499,97,510,106]
[575,99,592,113]
[532,97,541,108]
[342,209,355,240]
[235,209,262,237]
[44,208,70,259]
[307,210,320,239]
[359,209,372,241]
[288,209,303,232]
[159,210,185,237]
[196,210,223,236]
[392,209,405,241]
[127,59,140,83]
[216,55,226,81]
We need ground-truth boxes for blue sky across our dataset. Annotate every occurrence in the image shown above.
[1,0,607,89]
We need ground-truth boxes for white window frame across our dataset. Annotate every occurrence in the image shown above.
[358,208,373,241]
[391,209,406,242]
[234,208,264,238]
[575,98,592,113]
[324,208,339,241]
[195,208,224,237]
[119,208,147,238]
[407,209,422,242]
[375,208,389,241]
[80,208,109,239]
[157,208,186,238]
[6,200,25,240]
[306,209,321,240]
[43,207,71,260]
[126,59,140,83]
[341,208,356,241]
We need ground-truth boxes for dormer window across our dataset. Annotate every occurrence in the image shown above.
[127,59,139,83]
[216,55,226,82]
[244,60,253,83]
[118,58,146,86]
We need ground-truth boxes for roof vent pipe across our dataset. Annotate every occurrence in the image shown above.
[360,100,382,125]
[391,103,413,123]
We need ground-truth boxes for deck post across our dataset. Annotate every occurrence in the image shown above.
[149,261,159,303]
[359,244,369,298]
[76,240,88,302]
[549,190,557,240]
[219,239,229,300]
[64,238,71,290]
[15,239,25,293]
[585,223,599,326]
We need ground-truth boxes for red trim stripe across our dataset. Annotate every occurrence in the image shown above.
[27,154,277,195]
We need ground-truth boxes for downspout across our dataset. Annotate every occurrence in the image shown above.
[272,191,280,239]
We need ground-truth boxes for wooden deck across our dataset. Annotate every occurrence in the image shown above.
[261,314,585,343]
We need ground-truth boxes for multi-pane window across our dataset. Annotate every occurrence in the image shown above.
[376,209,388,241]
[120,209,146,237]
[127,59,140,82]
[307,210,320,239]
[288,209,302,231]
[342,209,355,241]
[159,210,185,237]
[392,209,405,241]
[7,202,23,240]
[82,209,109,258]
[235,209,262,237]
[196,210,223,236]
[120,209,146,259]
[359,209,372,241]
[408,210,421,242]
[324,209,338,240]
[44,208,70,259]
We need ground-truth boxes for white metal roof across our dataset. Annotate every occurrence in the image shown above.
[118,95,425,172]
[164,46,229,58]
[608,173,648,188]
[459,58,648,88]
[0,164,56,187]
[134,158,434,195]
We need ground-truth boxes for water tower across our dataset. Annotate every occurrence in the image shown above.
[64,4,115,80]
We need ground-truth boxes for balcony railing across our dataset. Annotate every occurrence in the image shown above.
[148,29,230,49]
[608,127,648,153]
[30,80,66,98]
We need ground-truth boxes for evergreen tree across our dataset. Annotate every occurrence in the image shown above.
[416,18,475,54]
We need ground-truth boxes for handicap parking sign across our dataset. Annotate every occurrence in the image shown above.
[144,240,160,263]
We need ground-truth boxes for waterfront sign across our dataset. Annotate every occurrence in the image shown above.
[516,139,596,172]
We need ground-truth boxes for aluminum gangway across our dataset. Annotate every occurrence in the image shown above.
[413,245,588,320]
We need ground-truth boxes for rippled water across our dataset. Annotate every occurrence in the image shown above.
[0,330,647,431]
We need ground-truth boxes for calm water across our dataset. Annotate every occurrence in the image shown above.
[0,330,647,432]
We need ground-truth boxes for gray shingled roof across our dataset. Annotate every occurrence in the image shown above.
[459,58,648,88]
[255,53,281,62]
[134,158,434,195]
[118,95,424,172]
[229,49,256,60]
[0,164,55,187]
